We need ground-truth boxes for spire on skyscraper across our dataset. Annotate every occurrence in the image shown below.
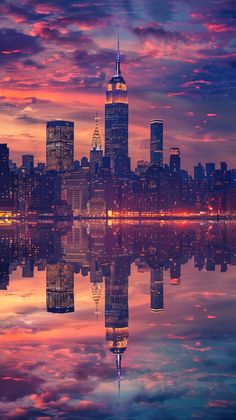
[91,281,103,319]
[91,114,102,150]
[116,352,122,397]
[114,33,121,77]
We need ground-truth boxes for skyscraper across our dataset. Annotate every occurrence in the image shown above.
[170,148,181,172]
[46,121,74,172]
[90,115,103,175]
[0,144,13,211]
[22,155,34,174]
[105,37,129,176]
[150,119,164,167]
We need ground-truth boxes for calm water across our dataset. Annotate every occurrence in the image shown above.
[0,221,236,419]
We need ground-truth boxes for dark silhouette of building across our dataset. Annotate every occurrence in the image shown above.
[150,119,163,167]
[22,155,34,174]
[0,144,13,211]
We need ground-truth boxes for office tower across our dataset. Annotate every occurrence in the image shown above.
[135,160,149,176]
[170,148,181,172]
[46,121,74,172]
[220,162,227,173]
[105,37,129,176]
[89,175,107,216]
[150,119,164,167]
[90,115,103,175]
[46,263,74,313]
[206,162,215,179]
[22,155,34,174]
[81,156,89,168]
[0,144,13,211]
[62,169,90,216]
[150,268,164,312]
[194,163,205,182]
[34,162,45,175]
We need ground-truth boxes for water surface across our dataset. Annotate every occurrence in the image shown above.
[0,221,236,419]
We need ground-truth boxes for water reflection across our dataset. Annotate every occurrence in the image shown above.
[0,221,236,418]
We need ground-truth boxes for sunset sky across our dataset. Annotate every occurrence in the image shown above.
[0,0,235,170]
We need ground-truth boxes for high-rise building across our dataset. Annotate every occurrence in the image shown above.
[170,148,181,172]
[90,115,103,175]
[62,169,90,216]
[194,162,205,182]
[105,37,129,176]
[0,144,13,211]
[22,155,34,174]
[46,121,74,172]
[206,163,215,178]
[150,119,164,167]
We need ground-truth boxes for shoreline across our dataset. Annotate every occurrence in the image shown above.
[0,214,235,222]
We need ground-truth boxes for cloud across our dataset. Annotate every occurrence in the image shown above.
[0,28,43,62]
[133,24,187,43]
[16,115,45,125]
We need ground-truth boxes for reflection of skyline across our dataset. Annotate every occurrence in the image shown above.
[1,221,236,382]
[1,222,236,293]
[0,221,236,418]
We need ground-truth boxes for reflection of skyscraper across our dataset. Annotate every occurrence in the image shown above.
[150,120,163,167]
[150,268,164,312]
[90,259,103,318]
[170,261,181,285]
[22,259,34,278]
[105,258,129,391]
[46,263,74,313]
[46,121,74,172]
[105,38,129,176]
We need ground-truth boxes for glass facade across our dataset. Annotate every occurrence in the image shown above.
[150,119,163,167]
[105,47,129,175]
[46,121,74,172]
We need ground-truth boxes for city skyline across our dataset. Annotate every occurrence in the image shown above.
[0,0,235,170]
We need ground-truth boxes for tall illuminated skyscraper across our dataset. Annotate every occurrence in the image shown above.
[90,115,103,175]
[46,121,74,172]
[150,119,164,167]
[105,37,129,176]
